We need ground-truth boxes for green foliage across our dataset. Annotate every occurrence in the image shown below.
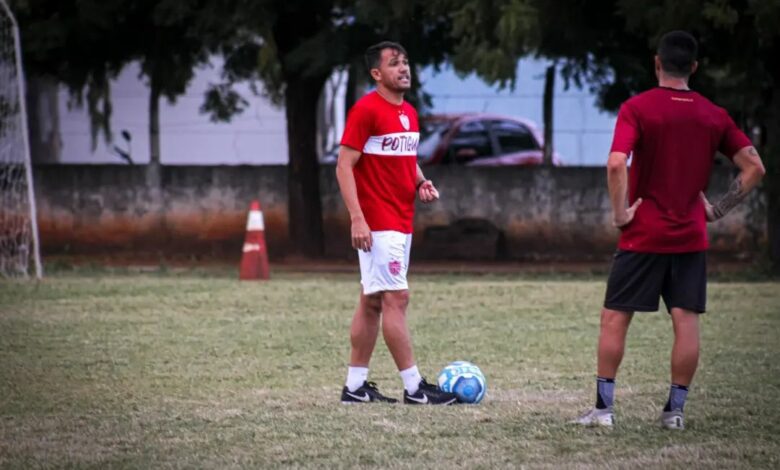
[11,0,130,145]
[442,0,537,88]
[205,0,458,116]
[10,0,246,148]
[11,0,778,139]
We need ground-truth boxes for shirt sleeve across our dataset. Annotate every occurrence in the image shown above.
[340,104,372,152]
[610,103,640,155]
[718,110,752,160]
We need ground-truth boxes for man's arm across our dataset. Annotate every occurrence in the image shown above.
[336,145,372,251]
[415,165,426,187]
[702,146,766,222]
[415,164,439,203]
[607,151,642,228]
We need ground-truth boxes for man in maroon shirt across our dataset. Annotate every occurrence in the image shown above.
[575,31,765,430]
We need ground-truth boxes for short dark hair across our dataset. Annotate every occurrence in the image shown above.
[657,31,698,77]
[365,41,408,71]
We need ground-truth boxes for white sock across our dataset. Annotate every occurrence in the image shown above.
[400,365,422,394]
[345,366,369,392]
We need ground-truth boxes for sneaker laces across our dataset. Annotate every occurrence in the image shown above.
[418,377,438,391]
[364,381,380,392]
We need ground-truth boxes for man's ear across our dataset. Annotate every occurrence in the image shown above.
[690,61,699,75]
[369,68,381,82]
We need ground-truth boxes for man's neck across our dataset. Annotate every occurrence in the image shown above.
[658,74,690,91]
[375,86,404,105]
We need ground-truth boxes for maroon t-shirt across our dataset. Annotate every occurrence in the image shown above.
[610,87,752,253]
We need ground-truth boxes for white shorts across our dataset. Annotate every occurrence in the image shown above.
[358,231,412,295]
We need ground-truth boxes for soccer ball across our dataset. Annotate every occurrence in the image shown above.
[437,361,486,404]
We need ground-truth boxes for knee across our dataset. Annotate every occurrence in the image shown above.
[363,293,382,316]
[600,308,631,332]
[383,290,410,311]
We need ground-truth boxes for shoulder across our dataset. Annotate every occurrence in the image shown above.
[401,101,418,117]
[700,94,728,116]
[623,88,660,107]
[349,92,379,116]
[692,92,733,122]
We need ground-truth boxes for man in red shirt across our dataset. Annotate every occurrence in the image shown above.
[575,31,765,429]
[336,41,456,405]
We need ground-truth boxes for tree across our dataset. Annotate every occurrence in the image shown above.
[533,0,780,272]
[12,0,133,147]
[447,0,780,271]
[211,0,457,257]
[13,0,246,180]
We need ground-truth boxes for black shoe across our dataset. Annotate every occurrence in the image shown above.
[403,378,458,405]
[341,381,398,404]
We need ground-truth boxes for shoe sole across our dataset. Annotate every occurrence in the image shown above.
[341,400,398,404]
[403,398,458,405]
[660,414,684,430]
[571,416,615,427]
[573,421,614,427]
[661,421,684,430]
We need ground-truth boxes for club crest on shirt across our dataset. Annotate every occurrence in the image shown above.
[399,113,410,131]
[388,260,402,276]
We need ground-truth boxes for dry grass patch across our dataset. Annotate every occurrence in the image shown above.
[1,273,778,468]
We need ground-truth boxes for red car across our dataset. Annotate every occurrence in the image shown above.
[417,113,562,166]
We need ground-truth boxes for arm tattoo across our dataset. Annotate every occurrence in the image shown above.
[711,176,746,220]
[748,146,759,156]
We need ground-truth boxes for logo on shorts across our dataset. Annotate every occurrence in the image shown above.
[388,260,402,276]
[399,113,410,131]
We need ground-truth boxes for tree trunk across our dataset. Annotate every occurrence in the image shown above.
[542,64,555,166]
[766,90,780,274]
[345,60,361,118]
[149,82,161,165]
[285,74,328,257]
[147,80,162,188]
[769,168,779,274]
[26,77,61,163]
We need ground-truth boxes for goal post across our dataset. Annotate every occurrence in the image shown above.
[0,0,42,278]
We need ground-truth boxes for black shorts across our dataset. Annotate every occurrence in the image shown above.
[604,250,706,314]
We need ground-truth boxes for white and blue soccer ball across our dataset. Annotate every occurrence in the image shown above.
[437,361,486,404]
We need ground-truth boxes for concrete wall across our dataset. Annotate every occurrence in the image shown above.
[33,164,766,262]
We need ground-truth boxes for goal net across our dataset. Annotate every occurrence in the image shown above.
[0,0,42,278]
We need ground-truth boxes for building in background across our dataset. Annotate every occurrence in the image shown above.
[28,59,290,166]
[28,58,616,166]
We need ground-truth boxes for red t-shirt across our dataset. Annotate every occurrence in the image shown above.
[340,91,419,233]
[610,87,752,253]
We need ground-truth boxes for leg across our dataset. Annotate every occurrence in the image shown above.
[600,250,664,378]
[659,252,705,423]
[381,289,415,370]
[663,252,706,387]
[574,307,633,423]
[576,251,665,425]
[597,308,634,379]
[669,307,700,387]
[349,291,382,367]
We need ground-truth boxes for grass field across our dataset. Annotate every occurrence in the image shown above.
[1,270,779,468]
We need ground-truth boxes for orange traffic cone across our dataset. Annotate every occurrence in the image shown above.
[239,200,270,280]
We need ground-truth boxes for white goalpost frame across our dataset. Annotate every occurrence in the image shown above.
[0,0,42,278]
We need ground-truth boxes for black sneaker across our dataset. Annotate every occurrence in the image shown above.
[403,378,458,405]
[341,381,398,404]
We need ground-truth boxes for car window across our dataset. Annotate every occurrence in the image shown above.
[448,120,493,163]
[491,120,538,154]
[417,122,450,163]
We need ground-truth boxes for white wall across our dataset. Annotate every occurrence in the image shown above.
[50,57,616,166]
[420,58,617,166]
[56,61,289,165]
